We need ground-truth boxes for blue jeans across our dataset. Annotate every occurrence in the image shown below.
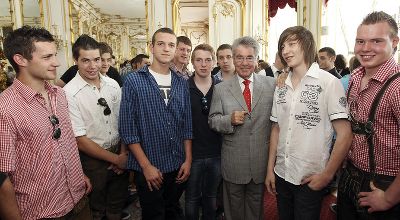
[275,174,325,220]
[185,157,222,220]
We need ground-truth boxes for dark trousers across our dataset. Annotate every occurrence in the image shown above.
[185,157,222,220]
[337,163,400,220]
[275,174,324,220]
[81,153,129,220]
[134,170,185,220]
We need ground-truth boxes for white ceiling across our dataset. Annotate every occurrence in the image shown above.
[89,0,145,18]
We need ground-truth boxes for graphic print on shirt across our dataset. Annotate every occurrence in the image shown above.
[159,85,171,105]
[276,86,288,104]
[296,84,322,129]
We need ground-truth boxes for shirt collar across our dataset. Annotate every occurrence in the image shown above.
[13,79,58,103]
[352,57,399,83]
[237,72,254,84]
[66,72,110,95]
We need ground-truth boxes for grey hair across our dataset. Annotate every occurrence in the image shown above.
[232,36,260,58]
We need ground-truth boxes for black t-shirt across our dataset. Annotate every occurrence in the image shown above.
[60,65,79,84]
[0,172,6,187]
[188,76,222,159]
[60,65,122,87]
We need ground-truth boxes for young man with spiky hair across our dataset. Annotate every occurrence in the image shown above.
[265,26,352,220]
[0,26,92,220]
[64,34,129,220]
[119,27,192,220]
[338,11,400,219]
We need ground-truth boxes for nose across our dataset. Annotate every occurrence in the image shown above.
[362,41,372,51]
[53,56,61,67]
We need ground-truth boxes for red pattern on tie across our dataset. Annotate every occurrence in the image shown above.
[243,79,251,112]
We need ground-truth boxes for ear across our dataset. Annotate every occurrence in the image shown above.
[13,54,28,67]
[331,55,336,62]
[392,36,399,49]
[149,43,154,54]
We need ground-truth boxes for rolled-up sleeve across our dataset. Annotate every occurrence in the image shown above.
[119,78,141,145]
[0,110,16,173]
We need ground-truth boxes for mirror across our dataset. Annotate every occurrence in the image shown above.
[69,0,147,65]
[23,0,41,27]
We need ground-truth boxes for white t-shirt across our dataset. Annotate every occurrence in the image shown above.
[149,68,172,105]
[270,62,348,185]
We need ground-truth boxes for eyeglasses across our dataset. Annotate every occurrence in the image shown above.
[235,56,256,63]
[49,115,61,140]
[97,98,111,115]
[201,97,209,115]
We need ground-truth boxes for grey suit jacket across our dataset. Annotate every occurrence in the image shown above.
[209,74,275,184]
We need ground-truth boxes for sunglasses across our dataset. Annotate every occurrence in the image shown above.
[98,98,111,115]
[201,97,209,115]
[49,115,61,140]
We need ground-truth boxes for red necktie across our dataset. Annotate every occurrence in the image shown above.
[243,79,251,112]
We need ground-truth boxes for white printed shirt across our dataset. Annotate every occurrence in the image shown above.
[270,63,348,185]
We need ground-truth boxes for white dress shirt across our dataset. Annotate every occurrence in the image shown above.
[64,73,121,149]
[270,63,348,185]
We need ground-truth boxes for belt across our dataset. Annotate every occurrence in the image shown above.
[106,144,120,154]
[347,162,395,182]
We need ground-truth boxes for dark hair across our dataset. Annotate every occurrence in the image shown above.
[151,27,176,45]
[319,47,336,57]
[334,54,347,70]
[177,36,192,47]
[72,34,100,60]
[216,44,232,57]
[361,11,398,38]
[3,26,55,73]
[130,54,150,67]
[191,44,215,63]
[278,26,316,69]
[99,42,113,56]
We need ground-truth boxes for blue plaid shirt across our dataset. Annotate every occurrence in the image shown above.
[119,66,192,173]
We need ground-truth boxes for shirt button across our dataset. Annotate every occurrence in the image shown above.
[106,121,108,124]
[286,155,289,158]
[288,128,291,130]
[286,142,289,145]
[109,132,111,135]
[170,137,173,140]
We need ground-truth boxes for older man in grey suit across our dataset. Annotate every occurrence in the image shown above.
[209,36,275,220]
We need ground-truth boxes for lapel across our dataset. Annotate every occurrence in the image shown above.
[228,76,248,112]
[251,74,264,112]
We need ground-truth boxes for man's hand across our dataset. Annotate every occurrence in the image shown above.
[176,161,191,183]
[114,152,128,169]
[276,71,288,88]
[231,111,247,125]
[301,172,332,191]
[108,164,124,175]
[265,171,277,195]
[358,181,394,213]
[143,164,163,191]
[83,175,92,194]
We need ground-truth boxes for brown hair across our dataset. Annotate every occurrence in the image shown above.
[151,27,176,45]
[361,11,398,38]
[191,44,215,63]
[278,26,316,69]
